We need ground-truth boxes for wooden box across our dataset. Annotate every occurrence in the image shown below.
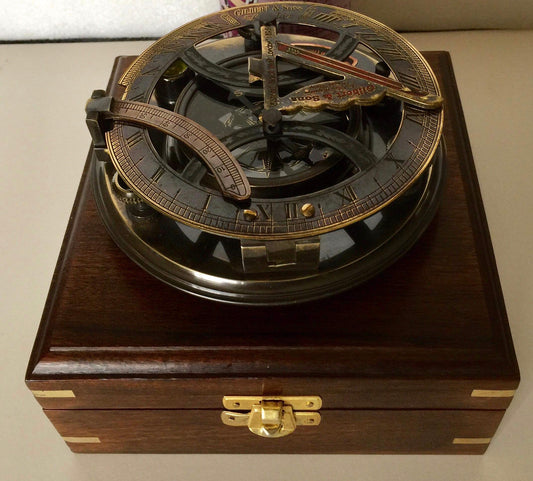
[26,52,519,454]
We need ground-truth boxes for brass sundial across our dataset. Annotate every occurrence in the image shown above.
[86,2,445,304]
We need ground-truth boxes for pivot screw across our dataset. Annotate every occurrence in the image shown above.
[243,209,258,222]
[301,203,315,218]
[261,108,282,137]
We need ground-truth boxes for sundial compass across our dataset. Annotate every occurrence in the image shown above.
[86,2,445,304]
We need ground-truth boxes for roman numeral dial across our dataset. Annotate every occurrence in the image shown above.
[87,2,443,241]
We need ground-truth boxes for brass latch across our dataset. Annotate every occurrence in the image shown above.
[221,396,322,438]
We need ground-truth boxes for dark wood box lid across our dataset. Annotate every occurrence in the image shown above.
[26,52,519,411]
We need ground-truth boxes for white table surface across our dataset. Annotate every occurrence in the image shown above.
[1,31,532,481]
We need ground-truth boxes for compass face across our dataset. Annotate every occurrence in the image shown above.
[88,2,445,304]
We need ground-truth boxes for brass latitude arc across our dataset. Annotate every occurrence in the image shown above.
[104,100,251,201]
[106,1,443,240]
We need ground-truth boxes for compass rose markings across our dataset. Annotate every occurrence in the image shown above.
[334,185,358,205]
[125,131,144,148]
[150,166,166,183]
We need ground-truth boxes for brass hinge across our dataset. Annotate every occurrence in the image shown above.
[221,396,321,438]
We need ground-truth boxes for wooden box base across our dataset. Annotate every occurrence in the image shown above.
[26,52,519,454]
[45,409,504,454]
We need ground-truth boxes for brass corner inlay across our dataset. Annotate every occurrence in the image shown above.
[453,437,492,445]
[471,389,516,398]
[31,390,76,398]
[63,437,101,444]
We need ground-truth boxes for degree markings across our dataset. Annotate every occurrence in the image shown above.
[108,100,251,201]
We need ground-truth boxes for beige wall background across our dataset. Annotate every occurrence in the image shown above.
[1,1,532,481]
[351,0,533,30]
[2,0,533,41]
[2,31,532,479]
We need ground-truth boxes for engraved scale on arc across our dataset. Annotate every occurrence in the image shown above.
[86,2,445,304]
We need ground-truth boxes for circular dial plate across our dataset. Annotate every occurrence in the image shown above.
[110,2,443,240]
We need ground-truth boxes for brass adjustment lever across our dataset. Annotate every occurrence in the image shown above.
[221,396,322,438]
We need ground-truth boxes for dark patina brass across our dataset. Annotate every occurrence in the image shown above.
[87,2,445,304]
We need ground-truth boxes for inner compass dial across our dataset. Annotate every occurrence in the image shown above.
[168,37,365,198]
[87,2,443,241]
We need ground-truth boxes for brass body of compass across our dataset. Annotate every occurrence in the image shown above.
[86,2,445,304]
